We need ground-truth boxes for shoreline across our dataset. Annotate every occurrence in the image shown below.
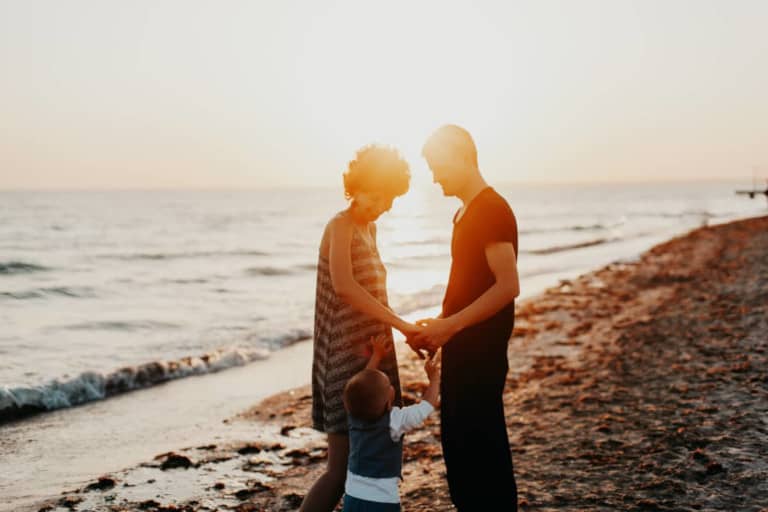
[24,216,768,511]
[0,342,316,511]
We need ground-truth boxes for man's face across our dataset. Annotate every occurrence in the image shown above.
[426,156,465,197]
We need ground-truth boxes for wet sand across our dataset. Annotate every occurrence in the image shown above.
[33,216,767,512]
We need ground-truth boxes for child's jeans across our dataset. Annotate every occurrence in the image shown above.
[342,494,401,512]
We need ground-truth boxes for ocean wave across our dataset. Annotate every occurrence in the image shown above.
[246,263,317,274]
[631,209,716,220]
[0,261,49,275]
[162,278,210,285]
[256,328,313,350]
[524,237,621,256]
[0,327,313,423]
[0,346,272,424]
[519,219,626,235]
[101,249,270,261]
[57,320,181,332]
[519,264,589,279]
[399,237,451,246]
[0,286,97,300]
[245,266,294,276]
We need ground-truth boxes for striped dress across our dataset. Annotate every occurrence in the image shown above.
[311,220,402,434]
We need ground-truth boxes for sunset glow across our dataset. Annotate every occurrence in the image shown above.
[1,1,766,188]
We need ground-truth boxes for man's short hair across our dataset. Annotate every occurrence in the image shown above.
[343,369,390,422]
[422,124,478,168]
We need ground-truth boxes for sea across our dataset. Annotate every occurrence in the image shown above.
[0,180,765,508]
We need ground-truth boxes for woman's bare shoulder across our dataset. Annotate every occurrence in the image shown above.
[320,211,352,255]
[327,211,353,232]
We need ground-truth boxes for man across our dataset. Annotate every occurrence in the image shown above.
[411,124,519,511]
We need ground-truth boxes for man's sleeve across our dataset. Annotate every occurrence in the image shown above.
[478,197,517,251]
[389,401,435,442]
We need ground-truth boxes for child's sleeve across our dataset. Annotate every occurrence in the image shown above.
[389,401,434,442]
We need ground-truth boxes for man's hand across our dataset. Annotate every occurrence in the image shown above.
[403,324,429,359]
[414,317,461,351]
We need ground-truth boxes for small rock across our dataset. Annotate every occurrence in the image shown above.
[235,488,257,500]
[706,461,725,475]
[160,453,194,470]
[234,504,260,512]
[594,424,611,434]
[237,444,263,455]
[58,496,82,510]
[691,448,708,462]
[281,493,304,508]
[85,476,116,492]
[250,481,272,492]
[280,425,297,436]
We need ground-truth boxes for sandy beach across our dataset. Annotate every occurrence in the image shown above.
[31,216,768,512]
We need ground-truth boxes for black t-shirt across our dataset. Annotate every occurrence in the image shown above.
[441,187,518,370]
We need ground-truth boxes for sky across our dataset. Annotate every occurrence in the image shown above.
[1,0,766,189]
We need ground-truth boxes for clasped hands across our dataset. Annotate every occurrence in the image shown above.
[403,316,460,359]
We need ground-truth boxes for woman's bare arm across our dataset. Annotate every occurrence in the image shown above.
[328,214,413,335]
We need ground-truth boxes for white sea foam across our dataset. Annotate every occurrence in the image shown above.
[0,346,272,420]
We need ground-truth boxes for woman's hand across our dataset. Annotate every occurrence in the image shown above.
[399,322,430,359]
[395,320,420,338]
[414,316,461,351]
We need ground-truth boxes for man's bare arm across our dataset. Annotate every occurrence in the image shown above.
[416,241,519,349]
[449,241,519,330]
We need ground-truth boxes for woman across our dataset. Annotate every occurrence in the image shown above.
[300,145,420,512]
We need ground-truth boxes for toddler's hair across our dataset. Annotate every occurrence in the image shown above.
[343,368,391,422]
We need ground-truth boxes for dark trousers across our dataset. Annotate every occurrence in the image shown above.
[440,332,518,511]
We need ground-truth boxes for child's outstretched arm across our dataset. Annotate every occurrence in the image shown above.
[366,334,392,370]
[388,351,441,441]
[421,351,441,408]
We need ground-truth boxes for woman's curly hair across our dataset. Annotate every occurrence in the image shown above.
[343,145,410,200]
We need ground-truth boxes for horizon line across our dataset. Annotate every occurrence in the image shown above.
[0,176,759,192]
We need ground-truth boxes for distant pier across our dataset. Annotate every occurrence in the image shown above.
[735,179,768,205]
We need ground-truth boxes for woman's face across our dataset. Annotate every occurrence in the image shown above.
[351,191,395,222]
